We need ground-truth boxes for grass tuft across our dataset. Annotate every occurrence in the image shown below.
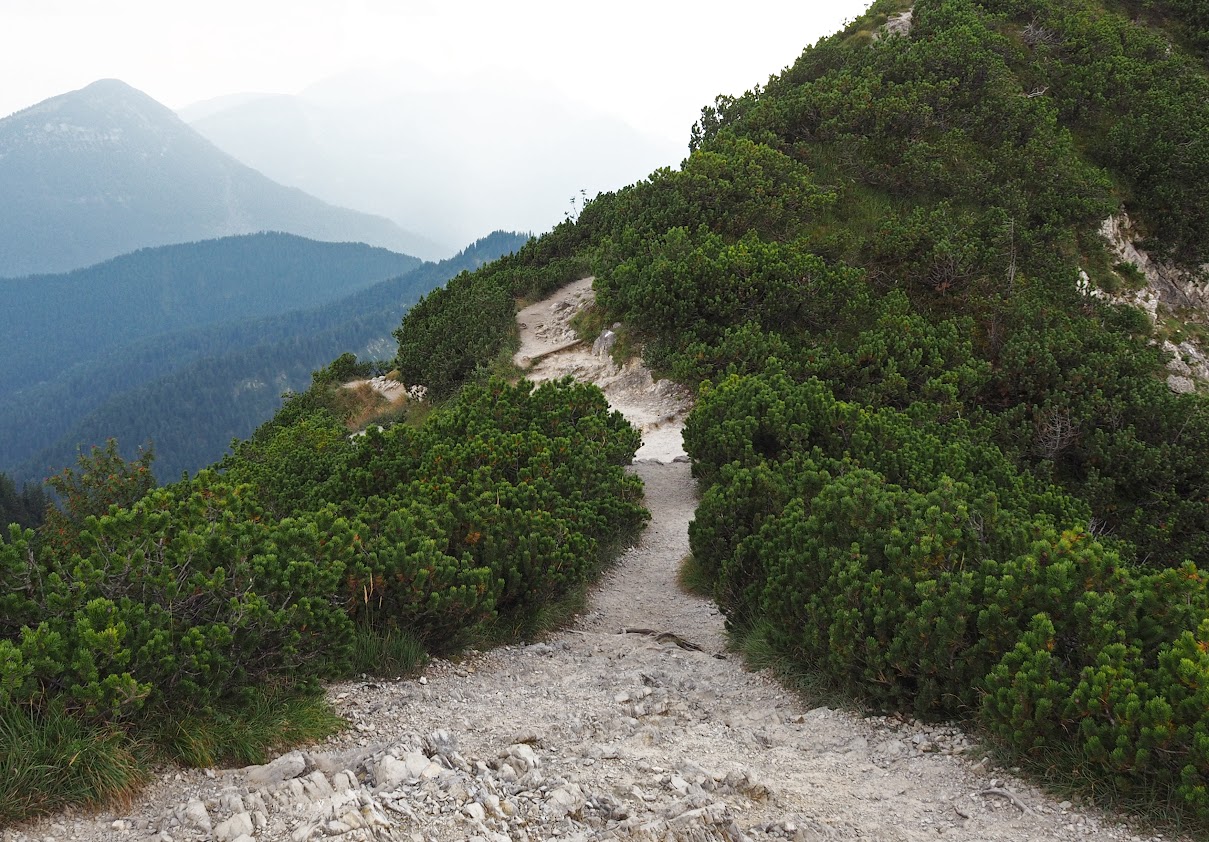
[0,698,148,826]
[525,585,590,639]
[731,621,867,714]
[349,624,429,678]
[142,685,345,769]
[569,302,608,343]
[1113,260,1148,290]
[480,585,591,648]
[675,553,714,598]
[985,735,1209,841]
[339,382,393,431]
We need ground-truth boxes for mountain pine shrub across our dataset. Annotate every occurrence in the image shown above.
[685,366,1209,821]
[0,374,645,821]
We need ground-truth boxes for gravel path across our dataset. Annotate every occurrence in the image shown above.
[4,280,1171,842]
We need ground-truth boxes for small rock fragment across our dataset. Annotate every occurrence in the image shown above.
[183,800,212,835]
[546,783,587,817]
[245,750,307,788]
[213,811,254,842]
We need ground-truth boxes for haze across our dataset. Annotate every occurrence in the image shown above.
[1,0,873,247]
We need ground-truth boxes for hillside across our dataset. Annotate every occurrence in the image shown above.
[0,231,527,483]
[4,0,1209,835]
[3,245,1176,842]
[0,232,420,399]
[0,79,441,276]
[388,0,1209,826]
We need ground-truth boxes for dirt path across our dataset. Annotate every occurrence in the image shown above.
[515,277,692,464]
[6,280,1165,842]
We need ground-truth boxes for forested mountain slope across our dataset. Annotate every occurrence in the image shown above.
[389,0,1209,824]
[0,232,419,396]
[0,232,418,475]
[1,231,526,483]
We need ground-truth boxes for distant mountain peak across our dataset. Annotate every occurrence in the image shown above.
[16,78,175,119]
[81,77,141,93]
[1,79,187,156]
[0,81,442,276]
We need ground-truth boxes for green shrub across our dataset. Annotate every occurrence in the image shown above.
[329,378,647,645]
[2,373,647,825]
[983,606,1209,816]
[685,368,1209,821]
[5,475,356,721]
[40,439,157,558]
[342,495,497,647]
[393,274,516,399]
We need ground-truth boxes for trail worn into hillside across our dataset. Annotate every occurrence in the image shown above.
[6,280,1168,842]
[514,277,692,463]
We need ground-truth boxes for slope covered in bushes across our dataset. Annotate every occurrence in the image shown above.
[4,0,1208,827]
[391,0,1209,825]
[0,377,644,822]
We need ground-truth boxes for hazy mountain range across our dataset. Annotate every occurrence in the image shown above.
[0,79,444,276]
[180,65,681,249]
[0,71,671,479]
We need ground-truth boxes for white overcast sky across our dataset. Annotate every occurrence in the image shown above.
[0,0,872,145]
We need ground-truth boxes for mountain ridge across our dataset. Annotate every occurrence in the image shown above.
[180,68,678,248]
[0,79,443,276]
[1,230,528,482]
[0,231,421,398]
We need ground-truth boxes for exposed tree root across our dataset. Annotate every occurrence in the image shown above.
[621,627,705,652]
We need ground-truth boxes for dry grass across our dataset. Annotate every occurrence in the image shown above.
[339,382,395,431]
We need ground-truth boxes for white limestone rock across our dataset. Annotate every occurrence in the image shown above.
[245,750,307,789]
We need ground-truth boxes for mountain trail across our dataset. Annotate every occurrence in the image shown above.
[6,279,1170,842]
[514,276,692,463]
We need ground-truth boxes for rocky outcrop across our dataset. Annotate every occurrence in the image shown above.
[1162,339,1209,394]
[514,277,693,463]
[876,9,914,40]
[1094,213,1209,392]
[1100,213,1209,314]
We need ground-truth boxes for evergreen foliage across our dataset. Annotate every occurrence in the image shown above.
[686,369,1209,813]
[0,473,47,530]
[0,375,644,820]
[384,0,1209,823]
